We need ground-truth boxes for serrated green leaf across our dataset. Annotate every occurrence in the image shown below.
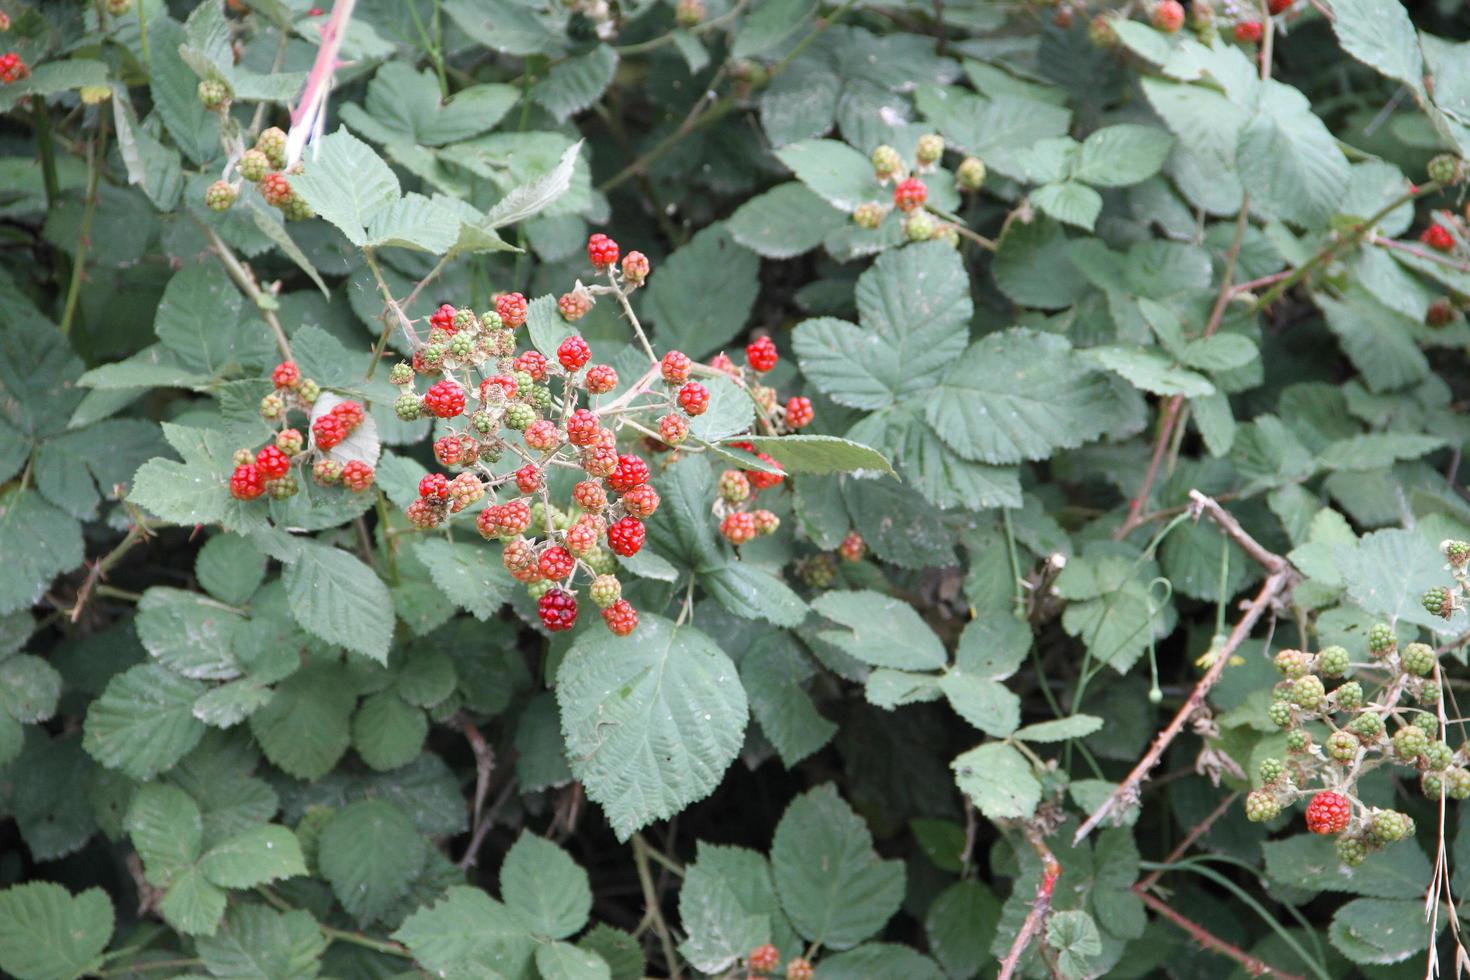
[1330,0,1424,99]
[84,664,206,780]
[351,691,427,772]
[502,833,592,939]
[199,825,306,888]
[392,886,537,975]
[689,375,755,444]
[925,881,1002,980]
[734,435,894,477]
[136,587,244,681]
[557,616,748,840]
[728,182,846,259]
[194,903,327,980]
[1014,715,1104,742]
[126,783,203,884]
[195,534,267,607]
[1236,85,1350,229]
[0,655,61,724]
[1046,909,1102,978]
[0,488,84,616]
[536,942,611,980]
[1073,124,1173,187]
[1262,835,1432,899]
[643,224,760,359]
[157,865,227,937]
[318,799,425,925]
[1031,181,1102,231]
[283,541,394,664]
[771,784,904,949]
[812,590,945,669]
[937,672,1019,738]
[0,883,114,980]
[248,661,356,781]
[739,635,836,768]
[775,139,879,213]
[952,742,1040,820]
[676,843,780,973]
[533,45,617,122]
[1319,433,1446,472]
[289,129,400,247]
[700,561,809,627]
[1329,898,1436,965]
[412,539,514,621]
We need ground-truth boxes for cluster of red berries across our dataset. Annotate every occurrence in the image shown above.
[219,127,311,219]
[852,136,983,245]
[743,945,812,980]
[1241,541,1470,866]
[0,52,28,84]
[228,361,376,501]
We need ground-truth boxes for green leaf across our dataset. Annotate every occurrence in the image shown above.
[1086,345,1214,397]
[1236,85,1350,229]
[643,224,760,359]
[283,541,394,664]
[1329,898,1436,965]
[126,783,203,884]
[925,329,1122,464]
[536,943,611,980]
[937,672,1020,738]
[733,0,818,57]
[0,488,84,616]
[392,887,537,976]
[952,742,1040,820]
[157,865,227,936]
[289,129,401,247]
[1046,910,1103,979]
[841,476,956,570]
[771,784,905,949]
[0,655,62,724]
[579,925,644,980]
[1031,182,1102,231]
[813,944,944,979]
[1316,287,1428,393]
[557,616,748,840]
[739,635,837,768]
[200,825,306,888]
[0,883,113,980]
[728,183,846,259]
[688,375,755,444]
[501,833,592,939]
[1337,529,1448,631]
[734,435,895,477]
[1262,835,1432,899]
[482,141,583,230]
[136,587,244,680]
[811,590,945,669]
[412,539,514,621]
[700,562,810,628]
[83,664,206,780]
[0,60,109,113]
[1319,433,1446,471]
[924,881,1002,980]
[775,140,880,213]
[1330,0,1424,99]
[677,843,781,974]
[351,691,427,772]
[318,799,426,924]
[154,264,256,376]
[1014,715,1104,742]
[194,903,327,980]
[357,63,518,146]
[915,89,1072,181]
[533,45,618,122]
[247,661,354,780]
[195,534,268,607]
[1072,124,1174,187]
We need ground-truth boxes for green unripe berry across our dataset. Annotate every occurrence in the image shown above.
[197,77,231,109]
[1428,153,1464,186]
[956,156,987,191]
[852,202,886,230]
[915,133,944,167]
[260,392,286,420]
[1367,622,1396,656]
[452,308,478,333]
[1315,645,1350,678]
[1426,741,1454,771]
[239,149,269,182]
[1267,701,1294,729]
[470,411,495,435]
[504,404,537,431]
[1334,681,1364,711]
[871,144,902,181]
[1419,682,1442,705]
[256,127,287,169]
[904,211,937,242]
[512,371,535,392]
[1423,586,1454,620]
[526,579,552,600]
[1285,729,1310,753]
[1326,730,1359,763]
[1244,789,1281,822]
[1258,757,1286,785]
[448,334,475,360]
[1368,810,1414,844]
[528,385,553,411]
[297,378,320,403]
[584,547,617,576]
[389,362,414,386]
[265,475,298,500]
[1393,725,1430,761]
[1443,538,1470,569]
[1275,649,1311,679]
[1413,711,1439,736]
[1336,835,1369,867]
[481,310,504,331]
[1349,712,1384,741]
[589,574,621,609]
[204,180,236,212]
[1447,768,1470,800]
[394,393,423,421]
[1290,675,1326,711]
[1423,772,1447,800]
[1401,642,1437,677]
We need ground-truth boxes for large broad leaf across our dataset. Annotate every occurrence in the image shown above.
[135,587,244,680]
[0,489,84,616]
[642,224,760,359]
[198,825,307,889]
[501,833,592,939]
[318,799,425,925]
[194,903,327,980]
[952,742,1040,820]
[925,881,1002,980]
[83,664,206,780]
[557,615,748,840]
[283,541,395,664]
[392,887,537,975]
[482,141,583,230]
[0,883,113,980]
[1072,124,1173,187]
[412,539,514,621]
[811,590,946,670]
[533,45,618,122]
[774,139,880,212]
[1337,528,1449,631]
[925,329,1121,464]
[770,785,905,950]
[1263,835,1432,899]
[1330,0,1424,99]
[1235,84,1350,229]
[739,635,836,769]
[677,844,783,974]
[728,182,846,259]
[248,661,356,781]
[1329,898,1438,965]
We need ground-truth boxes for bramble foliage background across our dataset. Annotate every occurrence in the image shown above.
[8,0,1470,977]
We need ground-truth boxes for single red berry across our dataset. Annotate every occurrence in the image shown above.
[658,413,689,446]
[429,303,458,334]
[271,360,301,389]
[582,445,619,478]
[538,588,579,631]
[573,480,608,512]
[565,515,602,555]
[559,291,592,322]
[558,335,592,371]
[749,944,780,973]
[1268,0,1291,12]
[329,400,365,428]
[748,454,786,490]
[423,380,466,418]
[621,483,660,518]
[448,472,483,511]
[515,464,544,494]
[538,546,576,581]
[419,473,451,500]
[894,177,928,212]
[587,232,620,268]
[406,497,446,528]
[514,350,548,381]
[678,382,710,417]
[840,530,866,562]
[341,460,375,493]
[567,409,601,446]
[229,464,266,500]
[1151,0,1184,31]
[1305,791,1352,835]
[661,350,692,385]
[1422,223,1455,252]
[481,374,518,401]
[745,335,778,373]
[434,434,472,467]
[0,52,30,84]
[602,599,638,636]
[260,172,293,207]
[1233,20,1263,42]
[608,454,651,493]
[621,250,650,284]
[721,512,757,546]
[255,444,291,478]
[709,352,740,377]
[786,959,813,980]
[607,516,645,557]
[524,420,560,451]
[496,292,528,328]
[752,509,780,535]
[585,364,618,394]
[311,414,349,450]
[785,396,814,429]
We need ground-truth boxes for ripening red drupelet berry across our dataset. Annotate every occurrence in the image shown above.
[514,350,548,381]
[342,464,374,492]
[515,464,544,494]
[559,291,592,322]
[558,335,592,371]
[893,177,928,212]
[607,517,645,557]
[840,530,866,562]
[709,352,740,377]
[330,400,365,429]
[500,499,533,536]
[255,444,291,479]
[573,481,608,513]
[582,445,618,478]
[539,588,579,631]
[497,292,528,329]
[678,382,710,417]
[585,364,618,394]
[587,232,620,268]
[1268,0,1291,12]
[1151,0,1184,32]
[608,454,651,493]
[746,335,778,372]
[662,350,692,385]
[1305,791,1352,835]
[260,172,293,207]
[785,396,814,429]
[1422,223,1455,252]
[0,52,30,85]
[621,251,650,284]
[658,414,689,446]
[1233,20,1263,42]
[419,473,451,500]
[567,409,600,447]
[749,454,785,490]
[621,483,660,518]
[434,435,469,468]
[230,464,266,500]
[423,380,466,418]
[602,599,638,636]
[429,304,457,334]
[721,512,758,546]
[481,374,517,402]
[538,546,576,581]
[786,958,813,980]
[271,360,301,389]
[524,420,560,452]
[748,944,780,973]
[312,414,349,450]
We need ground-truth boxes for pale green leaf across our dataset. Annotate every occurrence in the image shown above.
[952,742,1040,820]
[318,799,425,924]
[283,541,394,664]
[501,833,592,939]
[811,590,945,670]
[643,224,760,359]
[200,825,306,889]
[84,664,206,780]
[0,489,84,616]
[0,883,114,980]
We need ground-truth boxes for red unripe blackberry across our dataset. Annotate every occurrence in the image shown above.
[558,335,592,371]
[1422,224,1455,252]
[271,360,300,388]
[429,303,457,333]
[260,172,293,207]
[621,483,660,518]
[538,546,576,581]
[608,454,651,493]
[567,409,601,447]
[785,396,814,428]
[585,364,618,394]
[602,599,638,636]
[749,944,780,973]
[538,588,578,631]
[496,292,528,329]
[745,335,778,372]
[230,464,266,500]
[621,250,650,284]
[607,517,645,557]
[340,461,374,492]
[678,382,710,417]
[893,177,928,212]
[419,473,451,500]
[1305,791,1352,835]
[514,350,548,381]
[255,444,291,478]
[587,232,620,268]
[524,420,559,451]
[659,414,689,445]
[661,350,692,385]
[515,464,544,494]
[423,380,466,418]
[481,374,518,401]
[721,512,757,545]
[1233,20,1263,42]
[312,414,349,450]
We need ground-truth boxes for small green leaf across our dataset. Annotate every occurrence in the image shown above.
[0,883,114,980]
[811,590,946,670]
[283,541,394,664]
[0,489,85,617]
[502,833,593,939]
[1072,124,1173,187]
[643,224,760,359]
[734,435,895,477]
[199,825,307,889]
[318,799,426,925]
[952,742,1040,820]
[84,664,206,780]
[1014,715,1104,742]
